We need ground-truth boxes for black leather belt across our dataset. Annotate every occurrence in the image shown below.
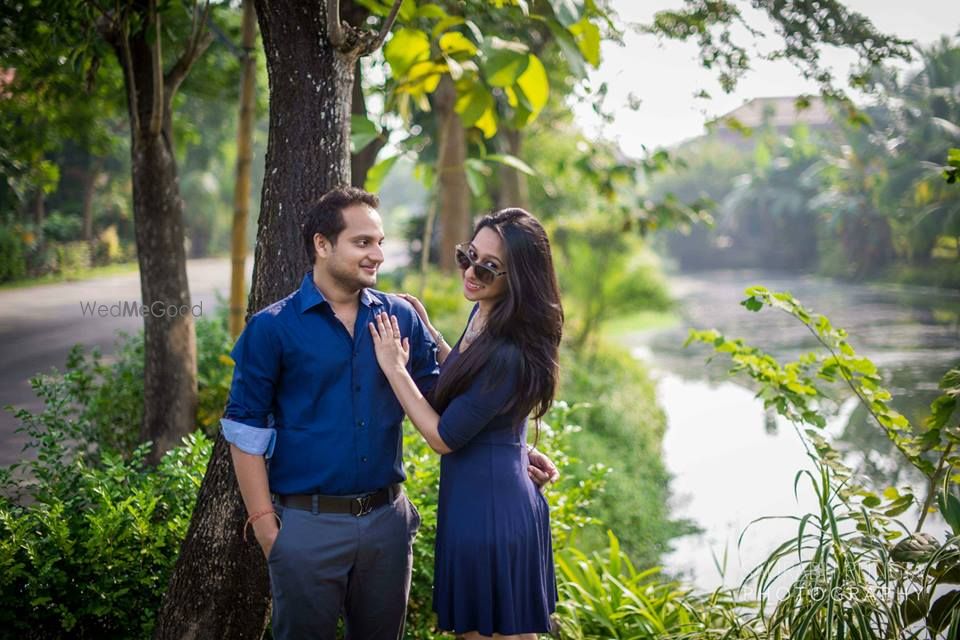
[273,483,400,517]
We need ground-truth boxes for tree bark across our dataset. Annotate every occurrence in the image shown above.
[81,157,101,243]
[153,1,357,636]
[114,12,199,465]
[32,190,45,227]
[497,127,528,210]
[229,0,258,341]
[434,74,471,272]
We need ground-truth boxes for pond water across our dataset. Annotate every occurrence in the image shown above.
[621,271,960,593]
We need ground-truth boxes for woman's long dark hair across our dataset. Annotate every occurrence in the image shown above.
[430,208,563,429]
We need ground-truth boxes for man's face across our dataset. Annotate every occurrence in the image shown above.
[317,204,385,290]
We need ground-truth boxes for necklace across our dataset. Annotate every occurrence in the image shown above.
[462,312,486,344]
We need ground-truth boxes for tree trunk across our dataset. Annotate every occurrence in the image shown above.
[32,190,45,227]
[81,158,101,242]
[153,2,356,636]
[229,0,258,341]
[497,127,528,210]
[434,74,471,272]
[115,16,198,465]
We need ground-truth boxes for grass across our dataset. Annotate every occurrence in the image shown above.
[601,309,679,338]
[0,262,140,291]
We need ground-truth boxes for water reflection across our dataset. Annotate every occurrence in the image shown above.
[624,271,960,590]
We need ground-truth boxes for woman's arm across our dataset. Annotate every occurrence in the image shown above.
[370,312,451,454]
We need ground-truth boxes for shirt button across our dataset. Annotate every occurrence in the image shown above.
[357,420,365,428]
[361,456,367,463]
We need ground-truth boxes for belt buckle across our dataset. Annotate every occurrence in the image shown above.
[352,494,372,517]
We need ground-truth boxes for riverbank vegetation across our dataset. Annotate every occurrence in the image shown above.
[656,36,960,289]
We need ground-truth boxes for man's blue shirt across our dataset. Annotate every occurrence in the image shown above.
[221,272,439,495]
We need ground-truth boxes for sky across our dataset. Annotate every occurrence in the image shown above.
[572,0,960,156]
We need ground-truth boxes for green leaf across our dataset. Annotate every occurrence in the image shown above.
[364,155,400,193]
[351,0,393,16]
[432,16,466,40]
[439,31,478,60]
[398,0,417,22]
[395,60,447,96]
[514,54,548,121]
[454,80,493,128]
[929,590,960,632]
[547,0,582,27]
[464,158,488,196]
[482,40,530,87]
[741,296,763,312]
[884,494,914,517]
[569,17,601,67]
[350,115,380,153]
[547,19,586,77]
[384,28,431,78]
[414,3,447,19]
[486,153,535,176]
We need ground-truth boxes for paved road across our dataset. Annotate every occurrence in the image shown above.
[0,241,411,468]
[0,258,243,466]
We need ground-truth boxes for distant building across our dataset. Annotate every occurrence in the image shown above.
[706,96,836,148]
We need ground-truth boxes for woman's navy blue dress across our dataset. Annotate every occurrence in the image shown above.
[432,327,557,636]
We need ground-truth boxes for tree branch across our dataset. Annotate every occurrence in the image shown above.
[148,0,164,137]
[164,30,213,105]
[117,9,142,140]
[326,0,345,49]
[361,0,403,55]
[164,0,214,101]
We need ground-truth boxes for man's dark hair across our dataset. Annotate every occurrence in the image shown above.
[302,187,380,262]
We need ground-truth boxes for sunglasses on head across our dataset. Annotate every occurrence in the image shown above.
[454,243,506,285]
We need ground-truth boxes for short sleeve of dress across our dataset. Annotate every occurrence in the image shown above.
[436,347,520,452]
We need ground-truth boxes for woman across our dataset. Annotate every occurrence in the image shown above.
[368,208,563,639]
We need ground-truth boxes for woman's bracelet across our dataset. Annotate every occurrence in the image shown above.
[432,330,446,346]
[243,508,282,542]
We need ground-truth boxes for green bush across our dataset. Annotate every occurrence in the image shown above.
[64,308,234,457]
[53,241,92,274]
[41,212,83,243]
[560,343,698,568]
[0,224,28,282]
[0,367,211,638]
[556,531,756,639]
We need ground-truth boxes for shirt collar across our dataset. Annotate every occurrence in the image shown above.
[298,272,383,313]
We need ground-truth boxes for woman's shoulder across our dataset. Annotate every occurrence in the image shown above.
[483,338,522,376]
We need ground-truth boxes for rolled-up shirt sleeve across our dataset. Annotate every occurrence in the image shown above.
[437,350,519,451]
[221,313,281,458]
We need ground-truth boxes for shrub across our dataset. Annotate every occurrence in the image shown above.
[0,224,28,282]
[0,367,211,638]
[41,212,83,243]
[63,308,234,457]
[53,241,92,274]
[560,343,699,567]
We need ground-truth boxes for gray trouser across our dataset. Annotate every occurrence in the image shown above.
[267,490,422,640]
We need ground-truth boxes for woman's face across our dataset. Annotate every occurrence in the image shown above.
[461,226,508,304]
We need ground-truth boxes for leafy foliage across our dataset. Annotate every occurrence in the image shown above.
[687,287,960,638]
[0,365,211,638]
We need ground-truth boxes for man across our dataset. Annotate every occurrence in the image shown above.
[223,187,558,639]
